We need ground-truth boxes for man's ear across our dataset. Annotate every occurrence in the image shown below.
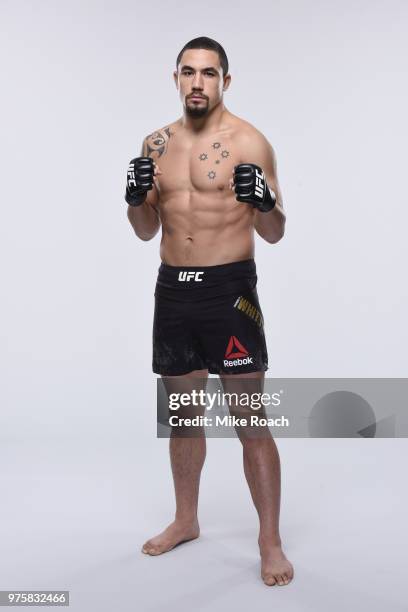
[173,70,179,90]
[223,74,232,92]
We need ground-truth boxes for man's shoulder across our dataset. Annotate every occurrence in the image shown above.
[228,114,271,150]
[143,120,180,158]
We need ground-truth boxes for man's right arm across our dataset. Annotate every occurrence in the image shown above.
[126,138,161,241]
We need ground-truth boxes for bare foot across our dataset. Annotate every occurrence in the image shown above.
[259,538,294,586]
[142,520,200,556]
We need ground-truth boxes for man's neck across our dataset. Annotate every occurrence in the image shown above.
[181,102,228,134]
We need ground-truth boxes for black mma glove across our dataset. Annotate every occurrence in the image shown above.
[125,157,154,206]
[233,163,276,212]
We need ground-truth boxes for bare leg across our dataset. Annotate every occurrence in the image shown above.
[142,369,208,555]
[220,372,294,586]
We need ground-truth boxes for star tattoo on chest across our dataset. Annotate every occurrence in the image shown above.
[196,143,231,180]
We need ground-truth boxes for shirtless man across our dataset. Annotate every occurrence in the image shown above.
[125,37,294,587]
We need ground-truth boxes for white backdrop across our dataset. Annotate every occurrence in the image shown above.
[1,1,407,610]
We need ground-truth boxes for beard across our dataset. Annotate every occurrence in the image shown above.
[185,97,209,118]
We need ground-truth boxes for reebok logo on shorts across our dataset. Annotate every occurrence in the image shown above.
[224,335,253,367]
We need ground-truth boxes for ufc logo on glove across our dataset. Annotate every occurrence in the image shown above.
[254,168,265,199]
[127,163,136,188]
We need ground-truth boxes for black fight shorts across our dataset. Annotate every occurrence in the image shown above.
[152,259,269,376]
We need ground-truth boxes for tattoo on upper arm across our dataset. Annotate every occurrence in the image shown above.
[145,127,172,157]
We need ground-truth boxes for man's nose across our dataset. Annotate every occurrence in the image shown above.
[192,72,204,89]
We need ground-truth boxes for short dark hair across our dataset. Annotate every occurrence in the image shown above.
[176,37,229,76]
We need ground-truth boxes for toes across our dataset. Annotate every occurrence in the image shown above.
[263,571,293,586]
[142,544,159,555]
[263,574,277,586]
[281,571,293,585]
[142,542,173,556]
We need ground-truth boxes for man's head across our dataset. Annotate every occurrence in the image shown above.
[174,37,231,118]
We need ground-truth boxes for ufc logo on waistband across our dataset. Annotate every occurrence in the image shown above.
[254,168,264,199]
[127,163,136,187]
[178,271,204,282]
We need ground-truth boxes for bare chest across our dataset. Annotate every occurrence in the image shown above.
[155,133,241,196]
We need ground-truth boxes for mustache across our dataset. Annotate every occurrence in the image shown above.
[186,94,208,100]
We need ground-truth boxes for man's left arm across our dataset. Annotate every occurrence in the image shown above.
[232,132,286,244]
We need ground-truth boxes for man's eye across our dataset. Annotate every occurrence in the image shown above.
[205,72,215,77]
[183,71,193,76]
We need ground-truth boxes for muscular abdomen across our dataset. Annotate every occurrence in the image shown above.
[151,123,255,265]
[159,190,255,266]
